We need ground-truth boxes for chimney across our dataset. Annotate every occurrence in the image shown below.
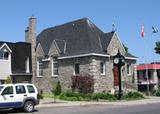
[25,15,37,84]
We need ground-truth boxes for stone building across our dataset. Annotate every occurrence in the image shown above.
[25,16,137,93]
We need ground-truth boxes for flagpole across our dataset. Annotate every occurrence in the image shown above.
[141,24,150,95]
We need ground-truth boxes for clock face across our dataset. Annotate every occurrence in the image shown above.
[114,58,119,64]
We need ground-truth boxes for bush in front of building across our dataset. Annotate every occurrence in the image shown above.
[123,91,145,100]
[59,91,117,101]
[51,81,62,96]
[153,88,160,97]
[71,74,94,94]
[91,93,117,101]
[4,76,12,84]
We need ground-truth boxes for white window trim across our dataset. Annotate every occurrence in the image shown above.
[100,61,106,75]
[37,59,43,77]
[73,63,80,75]
[127,64,132,75]
[25,58,30,73]
[51,58,58,77]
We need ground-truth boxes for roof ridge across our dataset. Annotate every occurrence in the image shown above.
[39,17,89,33]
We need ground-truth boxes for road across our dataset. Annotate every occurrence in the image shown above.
[1,103,160,114]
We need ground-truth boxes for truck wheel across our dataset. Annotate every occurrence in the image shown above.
[23,101,35,113]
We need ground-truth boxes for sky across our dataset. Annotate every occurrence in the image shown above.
[0,0,160,63]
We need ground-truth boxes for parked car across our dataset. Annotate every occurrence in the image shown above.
[0,83,39,113]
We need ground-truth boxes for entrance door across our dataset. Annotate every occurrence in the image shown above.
[113,65,119,86]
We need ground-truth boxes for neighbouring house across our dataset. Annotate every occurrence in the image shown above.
[0,41,32,84]
[136,63,160,93]
[24,16,137,93]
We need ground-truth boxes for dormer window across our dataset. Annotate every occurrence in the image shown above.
[0,50,9,60]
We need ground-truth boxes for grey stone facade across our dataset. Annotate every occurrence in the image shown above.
[25,17,137,93]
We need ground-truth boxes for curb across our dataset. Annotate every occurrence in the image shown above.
[36,98,160,108]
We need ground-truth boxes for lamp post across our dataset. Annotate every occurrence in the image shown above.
[113,50,125,100]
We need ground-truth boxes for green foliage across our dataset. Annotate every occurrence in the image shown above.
[59,91,83,101]
[59,91,116,101]
[37,93,44,99]
[91,93,116,101]
[52,81,62,96]
[153,88,160,96]
[5,76,12,84]
[123,92,144,100]
[155,41,160,54]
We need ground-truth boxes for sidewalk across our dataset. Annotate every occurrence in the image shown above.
[36,96,160,108]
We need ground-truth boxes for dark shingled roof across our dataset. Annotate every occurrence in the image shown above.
[37,18,136,58]
[0,41,32,73]
[37,18,106,56]
[125,52,137,59]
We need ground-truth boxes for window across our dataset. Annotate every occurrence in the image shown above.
[27,85,35,93]
[16,85,26,94]
[0,50,9,60]
[74,63,80,75]
[2,86,13,95]
[127,64,131,75]
[25,58,30,73]
[100,62,105,75]
[37,58,43,77]
[52,57,59,76]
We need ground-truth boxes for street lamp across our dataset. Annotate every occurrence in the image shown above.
[113,50,125,100]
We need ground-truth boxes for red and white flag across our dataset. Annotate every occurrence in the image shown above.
[141,25,145,38]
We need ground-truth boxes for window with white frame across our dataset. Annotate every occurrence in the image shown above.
[37,58,43,77]
[74,63,80,75]
[127,64,131,75]
[25,58,30,73]
[52,57,58,76]
[0,50,9,60]
[100,61,105,75]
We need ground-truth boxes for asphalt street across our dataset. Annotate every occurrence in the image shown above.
[1,103,160,114]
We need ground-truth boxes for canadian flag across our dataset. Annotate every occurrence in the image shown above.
[141,25,145,38]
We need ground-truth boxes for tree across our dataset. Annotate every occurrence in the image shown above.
[155,41,160,54]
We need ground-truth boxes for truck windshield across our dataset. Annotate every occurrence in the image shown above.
[0,86,4,92]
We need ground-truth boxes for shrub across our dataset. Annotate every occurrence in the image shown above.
[91,93,116,101]
[154,88,160,96]
[37,93,44,99]
[59,91,116,101]
[123,92,144,100]
[59,91,83,101]
[71,74,94,94]
[5,76,12,84]
[52,81,62,96]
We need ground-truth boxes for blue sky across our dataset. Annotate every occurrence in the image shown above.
[0,0,160,63]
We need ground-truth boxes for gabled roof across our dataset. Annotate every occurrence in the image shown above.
[101,32,114,51]
[125,53,138,60]
[37,18,136,59]
[37,18,106,56]
[0,41,32,73]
